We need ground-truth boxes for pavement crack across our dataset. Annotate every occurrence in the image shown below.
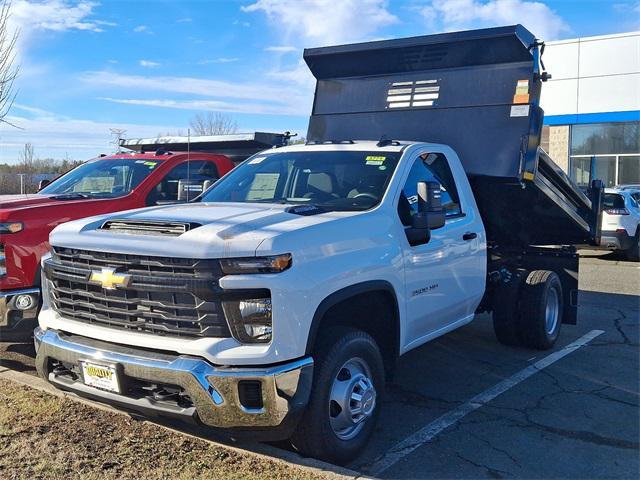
[451,449,513,479]
[468,432,522,468]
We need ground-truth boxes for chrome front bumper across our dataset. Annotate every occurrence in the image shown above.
[34,328,313,435]
[0,287,40,329]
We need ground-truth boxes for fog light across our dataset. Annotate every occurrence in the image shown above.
[14,294,36,310]
[223,297,272,343]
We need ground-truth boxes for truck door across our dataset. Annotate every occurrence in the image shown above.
[398,151,484,350]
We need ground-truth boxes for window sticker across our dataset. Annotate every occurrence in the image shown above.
[366,155,386,166]
[248,156,267,165]
[246,173,280,200]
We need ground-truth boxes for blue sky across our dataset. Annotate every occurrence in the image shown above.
[1,0,638,162]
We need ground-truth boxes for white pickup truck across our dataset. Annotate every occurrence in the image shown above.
[34,25,603,464]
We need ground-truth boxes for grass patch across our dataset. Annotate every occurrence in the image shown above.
[0,379,328,480]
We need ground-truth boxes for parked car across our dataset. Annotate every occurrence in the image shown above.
[33,26,604,464]
[0,150,235,340]
[600,187,640,260]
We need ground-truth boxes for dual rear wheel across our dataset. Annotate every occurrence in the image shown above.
[493,269,563,350]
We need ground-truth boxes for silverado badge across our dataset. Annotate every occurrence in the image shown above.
[89,267,131,290]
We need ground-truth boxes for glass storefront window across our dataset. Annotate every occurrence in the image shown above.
[618,156,640,185]
[570,122,640,156]
[594,156,617,187]
[569,157,591,187]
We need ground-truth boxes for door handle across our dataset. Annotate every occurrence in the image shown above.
[462,232,477,241]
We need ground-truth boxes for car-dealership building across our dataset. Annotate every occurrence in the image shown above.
[540,30,639,188]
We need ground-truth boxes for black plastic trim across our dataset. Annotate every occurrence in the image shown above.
[305,280,400,355]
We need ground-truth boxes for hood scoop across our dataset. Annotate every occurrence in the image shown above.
[100,219,201,236]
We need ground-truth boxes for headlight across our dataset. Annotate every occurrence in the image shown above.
[223,297,272,343]
[0,244,5,276]
[0,222,23,234]
[220,254,292,275]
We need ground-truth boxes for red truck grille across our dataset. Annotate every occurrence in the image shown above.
[43,247,231,339]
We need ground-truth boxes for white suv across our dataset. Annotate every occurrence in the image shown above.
[600,188,640,261]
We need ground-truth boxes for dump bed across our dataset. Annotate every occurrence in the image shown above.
[303,25,602,247]
[120,132,289,164]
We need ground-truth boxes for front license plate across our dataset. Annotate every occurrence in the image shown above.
[81,361,120,393]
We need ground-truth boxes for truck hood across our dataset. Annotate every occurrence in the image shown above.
[0,193,115,216]
[50,202,350,258]
[0,194,62,211]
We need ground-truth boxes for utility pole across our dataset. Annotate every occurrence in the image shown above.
[109,128,127,153]
[17,173,25,194]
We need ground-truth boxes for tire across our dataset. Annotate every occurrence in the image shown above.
[517,270,563,350]
[291,327,384,465]
[492,269,527,346]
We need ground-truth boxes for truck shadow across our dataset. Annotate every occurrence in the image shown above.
[0,340,36,373]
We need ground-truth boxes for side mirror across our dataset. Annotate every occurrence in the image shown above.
[177,179,204,201]
[425,181,446,230]
[404,181,445,246]
[37,179,50,191]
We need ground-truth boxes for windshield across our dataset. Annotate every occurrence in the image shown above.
[40,158,162,198]
[201,150,401,211]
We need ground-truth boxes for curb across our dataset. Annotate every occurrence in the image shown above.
[0,368,371,480]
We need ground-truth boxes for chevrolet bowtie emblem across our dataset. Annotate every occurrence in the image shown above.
[89,267,131,290]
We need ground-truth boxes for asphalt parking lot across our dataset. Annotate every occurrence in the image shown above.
[1,249,638,479]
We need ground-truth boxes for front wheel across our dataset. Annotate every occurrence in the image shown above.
[291,327,384,465]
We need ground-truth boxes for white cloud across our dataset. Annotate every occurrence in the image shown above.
[242,0,398,45]
[0,112,180,161]
[198,57,240,64]
[98,97,302,116]
[176,17,192,23]
[232,19,251,27]
[11,0,110,33]
[81,71,307,103]
[133,24,151,33]
[139,60,161,68]
[416,0,569,40]
[80,71,311,116]
[265,45,298,53]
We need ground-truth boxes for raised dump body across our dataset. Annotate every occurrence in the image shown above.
[120,132,290,164]
[303,25,602,247]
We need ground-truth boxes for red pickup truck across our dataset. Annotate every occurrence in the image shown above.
[0,150,235,339]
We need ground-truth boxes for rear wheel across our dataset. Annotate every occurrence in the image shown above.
[291,327,384,465]
[517,270,563,350]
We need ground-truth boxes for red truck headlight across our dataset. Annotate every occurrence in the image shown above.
[0,222,23,234]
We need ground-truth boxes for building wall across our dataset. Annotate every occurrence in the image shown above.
[540,31,640,122]
[539,31,640,187]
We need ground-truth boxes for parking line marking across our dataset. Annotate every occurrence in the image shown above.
[368,329,605,476]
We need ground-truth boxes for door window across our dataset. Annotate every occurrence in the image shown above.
[398,152,461,226]
[147,160,219,204]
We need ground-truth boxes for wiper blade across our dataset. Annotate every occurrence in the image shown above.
[50,193,91,200]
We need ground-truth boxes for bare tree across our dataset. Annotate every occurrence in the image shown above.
[19,142,33,188]
[189,112,238,136]
[0,1,18,126]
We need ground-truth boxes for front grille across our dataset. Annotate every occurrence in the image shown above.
[44,247,230,339]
